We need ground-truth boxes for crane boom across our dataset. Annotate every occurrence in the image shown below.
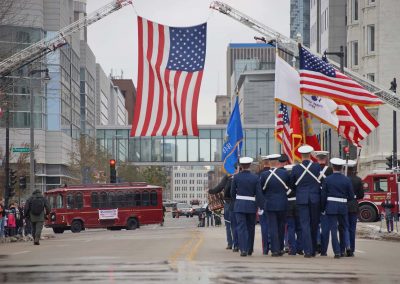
[210,1,400,111]
[0,0,132,77]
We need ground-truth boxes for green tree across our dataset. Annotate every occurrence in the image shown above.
[142,166,168,188]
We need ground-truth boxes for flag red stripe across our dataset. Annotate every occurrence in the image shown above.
[131,17,144,136]
[172,71,182,136]
[162,70,172,136]
[299,88,376,105]
[180,73,193,136]
[346,105,370,135]
[359,106,379,127]
[140,21,155,136]
[151,24,166,136]
[191,71,203,136]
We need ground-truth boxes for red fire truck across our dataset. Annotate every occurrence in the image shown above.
[358,171,399,222]
[44,182,164,233]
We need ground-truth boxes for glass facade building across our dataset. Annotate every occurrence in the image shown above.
[96,126,276,164]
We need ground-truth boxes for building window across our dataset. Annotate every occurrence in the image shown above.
[368,0,375,5]
[367,73,375,82]
[352,0,358,21]
[367,25,375,52]
[351,41,358,66]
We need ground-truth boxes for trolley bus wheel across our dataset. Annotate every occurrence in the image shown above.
[53,227,65,234]
[126,218,138,230]
[71,220,83,233]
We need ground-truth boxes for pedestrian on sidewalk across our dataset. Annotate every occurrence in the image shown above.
[24,189,51,245]
[381,193,395,233]
[7,203,17,237]
[0,199,5,240]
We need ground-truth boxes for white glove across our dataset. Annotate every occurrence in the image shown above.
[321,211,326,215]
[258,209,264,215]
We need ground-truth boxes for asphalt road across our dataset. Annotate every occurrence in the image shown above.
[1,216,399,283]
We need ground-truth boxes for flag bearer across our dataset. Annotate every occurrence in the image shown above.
[290,145,321,257]
[345,160,364,256]
[231,157,264,257]
[258,156,270,255]
[313,150,333,256]
[260,154,290,256]
[321,158,354,258]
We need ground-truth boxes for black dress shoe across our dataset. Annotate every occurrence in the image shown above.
[340,253,345,257]
[233,247,239,252]
[297,250,304,255]
[346,248,353,257]
[334,254,341,259]
[304,254,312,258]
[271,252,280,257]
[226,245,232,250]
[240,251,247,257]
[247,251,253,256]
[34,241,40,245]
[320,253,327,256]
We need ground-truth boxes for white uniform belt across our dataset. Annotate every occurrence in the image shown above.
[328,197,347,203]
[354,195,357,199]
[288,197,296,201]
[236,195,255,201]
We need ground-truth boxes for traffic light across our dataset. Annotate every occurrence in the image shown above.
[110,159,117,183]
[19,176,27,190]
[9,169,17,197]
[386,155,393,169]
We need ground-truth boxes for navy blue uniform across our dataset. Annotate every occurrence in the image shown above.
[260,168,289,255]
[258,167,270,255]
[291,160,321,256]
[347,175,364,252]
[231,170,264,255]
[286,172,302,255]
[318,165,333,255]
[321,173,355,256]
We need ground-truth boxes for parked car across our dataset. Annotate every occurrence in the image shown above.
[192,206,206,216]
[172,203,194,218]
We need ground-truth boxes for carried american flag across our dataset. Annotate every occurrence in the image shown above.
[337,104,379,147]
[276,103,293,163]
[131,17,207,137]
[299,46,382,106]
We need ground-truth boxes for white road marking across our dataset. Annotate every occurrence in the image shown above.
[12,251,30,255]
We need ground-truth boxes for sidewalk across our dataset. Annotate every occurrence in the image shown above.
[357,221,400,241]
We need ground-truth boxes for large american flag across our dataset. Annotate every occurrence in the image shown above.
[131,17,207,137]
[337,104,379,147]
[276,103,293,163]
[299,46,382,106]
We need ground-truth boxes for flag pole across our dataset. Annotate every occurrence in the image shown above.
[301,96,306,143]
[274,100,278,153]
[320,123,324,151]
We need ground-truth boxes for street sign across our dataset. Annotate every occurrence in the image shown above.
[12,147,30,153]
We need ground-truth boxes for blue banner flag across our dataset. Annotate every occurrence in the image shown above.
[222,97,243,174]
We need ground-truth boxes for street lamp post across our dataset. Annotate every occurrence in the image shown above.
[28,68,50,192]
[390,78,397,169]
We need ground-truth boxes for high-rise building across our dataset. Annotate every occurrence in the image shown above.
[112,79,136,124]
[226,43,292,126]
[290,0,311,47]
[171,166,209,205]
[346,0,400,175]
[215,95,230,124]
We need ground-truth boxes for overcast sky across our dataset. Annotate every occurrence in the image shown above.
[87,0,290,124]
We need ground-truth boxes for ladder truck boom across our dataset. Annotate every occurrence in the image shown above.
[210,1,400,111]
[0,0,132,77]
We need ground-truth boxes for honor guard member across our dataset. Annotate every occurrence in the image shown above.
[258,156,270,255]
[313,151,333,256]
[321,158,355,258]
[260,154,290,256]
[285,164,303,255]
[231,157,264,257]
[278,154,289,168]
[290,145,321,257]
[208,165,237,250]
[345,160,364,256]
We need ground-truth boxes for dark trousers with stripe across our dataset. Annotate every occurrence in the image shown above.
[298,202,320,256]
[235,212,256,254]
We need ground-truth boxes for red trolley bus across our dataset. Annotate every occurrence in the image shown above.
[44,182,164,233]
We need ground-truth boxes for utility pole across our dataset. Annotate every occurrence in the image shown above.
[390,78,397,169]
[4,106,10,207]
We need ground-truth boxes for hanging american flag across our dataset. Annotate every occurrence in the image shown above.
[299,46,383,106]
[131,17,207,137]
[276,103,294,163]
[337,104,379,147]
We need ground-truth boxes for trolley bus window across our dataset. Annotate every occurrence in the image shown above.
[56,194,63,208]
[108,192,116,208]
[134,191,141,206]
[150,191,157,206]
[374,177,388,192]
[48,195,55,209]
[91,192,99,208]
[142,191,150,206]
[117,192,125,208]
[67,194,74,209]
[99,192,108,208]
[127,191,134,207]
[75,192,83,209]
